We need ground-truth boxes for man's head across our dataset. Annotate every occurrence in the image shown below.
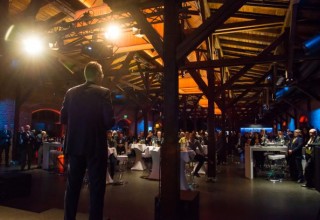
[107,130,112,139]
[309,128,317,137]
[24,125,30,131]
[294,129,301,137]
[84,61,104,84]
[4,125,8,130]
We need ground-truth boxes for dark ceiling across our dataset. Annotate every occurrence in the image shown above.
[0,0,319,127]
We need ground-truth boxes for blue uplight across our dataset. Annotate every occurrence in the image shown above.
[288,118,295,131]
[310,108,320,130]
[303,34,320,54]
[275,87,290,99]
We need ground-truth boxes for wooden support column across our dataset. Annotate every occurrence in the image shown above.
[287,1,299,80]
[160,1,181,220]
[294,109,298,129]
[207,69,217,179]
[134,107,139,138]
[143,107,148,137]
[221,96,227,162]
[12,87,22,161]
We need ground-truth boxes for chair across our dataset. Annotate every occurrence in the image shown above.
[113,155,128,185]
[142,147,152,175]
[266,154,287,182]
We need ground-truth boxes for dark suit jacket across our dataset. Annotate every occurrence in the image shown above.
[288,136,304,157]
[0,129,12,146]
[60,81,114,157]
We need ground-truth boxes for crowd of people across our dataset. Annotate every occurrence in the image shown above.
[239,128,320,188]
[0,124,49,170]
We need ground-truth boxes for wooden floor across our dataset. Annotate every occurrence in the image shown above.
[0,160,320,220]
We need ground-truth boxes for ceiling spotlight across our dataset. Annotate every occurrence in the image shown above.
[104,23,121,41]
[22,35,45,56]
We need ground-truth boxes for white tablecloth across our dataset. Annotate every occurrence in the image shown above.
[180,151,191,190]
[131,144,148,171]
[42,142,62,169]
[148,147,161,180]
[245,145,288,179]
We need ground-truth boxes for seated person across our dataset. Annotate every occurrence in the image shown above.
[145,131,154,146]
[154,131,164,147]
[188,132,206,177]
[116,132,126,155]
[107,131,117,179]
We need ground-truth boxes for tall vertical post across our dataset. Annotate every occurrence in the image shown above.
[143,107,149,137]
[134,107,138,138]
[160,1,181,220]
[207,69,216,180]
[287,1,299,80]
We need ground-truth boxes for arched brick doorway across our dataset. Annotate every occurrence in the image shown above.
[31,109,61,137]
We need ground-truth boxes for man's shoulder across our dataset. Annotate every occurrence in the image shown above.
[66,84,84,95]
[90,84,109,92]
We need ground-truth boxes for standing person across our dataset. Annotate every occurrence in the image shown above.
[16,126,25,164]
[302,128,320,188]
[61,61,114,220]
[21,125,35,170]
[287,129,304,183]
[36,131,47,169]
[0,125,12,167]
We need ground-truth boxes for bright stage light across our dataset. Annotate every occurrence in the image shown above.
[104,24,121,40]
[22,35,45,55]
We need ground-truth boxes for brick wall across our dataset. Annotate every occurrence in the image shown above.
[0,99,15,165]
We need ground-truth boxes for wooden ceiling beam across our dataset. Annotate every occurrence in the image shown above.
[212,30,287,98]
[228,70,271,107]
[126,5,163,58]
[207,0,289,9]
[176,0,248,62]
[230,83,272,90]
[23,0,49,19]
[213,17,283,35]
[44,12,67,26]
[183,54,287,69]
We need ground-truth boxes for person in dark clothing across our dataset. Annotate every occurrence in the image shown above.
[188,132,206,177]
[250,132,264,171]
[287,129,304,183]
[61,61,114,220]
[0,124,12,167]
[21,125,35,170]
[302,128,320,188]
[116,132,126,155]
[107,130,117,179]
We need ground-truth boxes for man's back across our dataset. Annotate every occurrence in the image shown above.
[61,82,113,156]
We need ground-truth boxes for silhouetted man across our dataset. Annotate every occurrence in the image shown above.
[0,124,12,167]
[61,61,114,220]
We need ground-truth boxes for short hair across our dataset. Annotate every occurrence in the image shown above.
[309,128,317,134]
[294,129,301,134]
[84,61,103,81]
